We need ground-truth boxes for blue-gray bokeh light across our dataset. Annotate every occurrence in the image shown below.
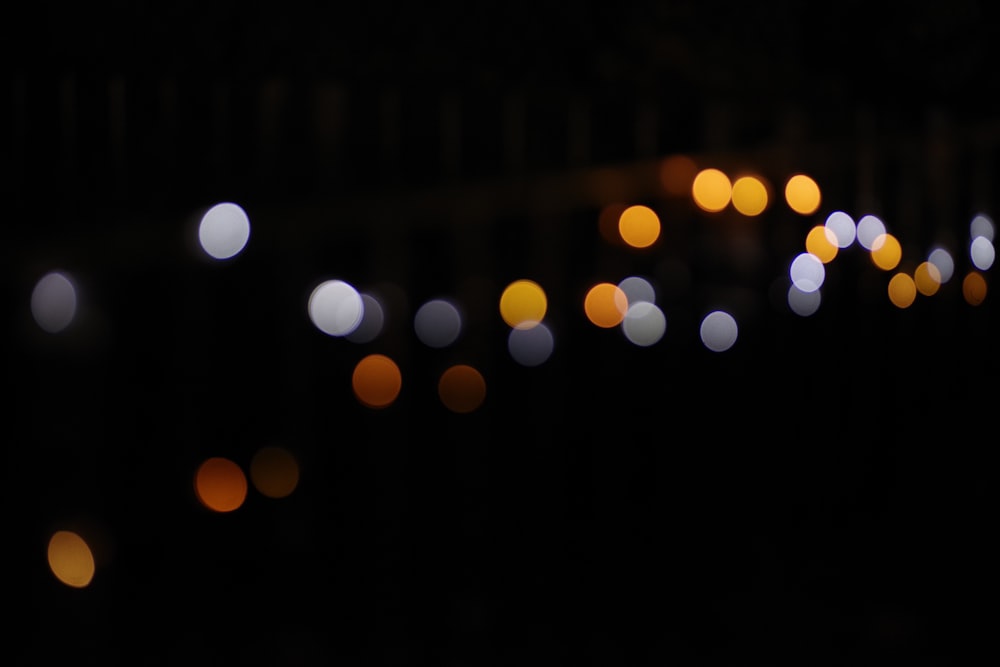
[787,283,822,316]
[414,298,463,348]
[927,247,955,283]
[31,271,78,334]
[699,310,738,352]
[346,293,385,343]
[508,321,554,366]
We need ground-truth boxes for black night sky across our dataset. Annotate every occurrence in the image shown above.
[4,2,999,665]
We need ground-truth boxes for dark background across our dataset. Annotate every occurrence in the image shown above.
[4,2,998,665]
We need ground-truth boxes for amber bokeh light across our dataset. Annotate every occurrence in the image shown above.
[618,204,660,248]
[47,530,96,588]
[784,173,821,215]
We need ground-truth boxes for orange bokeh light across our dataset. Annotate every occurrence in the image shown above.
[194,456,248,513]
[352,353,403,408]
[584,282,628,328]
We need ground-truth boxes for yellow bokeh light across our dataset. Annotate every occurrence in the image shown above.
[618,204,660,248]
[438,364,487,414]
[963,271,987,305]
[805,225,839,263]
[784,173,821,215]
[584,282,628,328]
[691,168,732,213]
[870,233,902,271]
[194,457,248,513]
[888,272,917,308]
[352,353,402,408]
[250,446,300,499]
[499,279,547,329]
[47,530,96,588]
[730,175,769,216]
[913,261,942,296]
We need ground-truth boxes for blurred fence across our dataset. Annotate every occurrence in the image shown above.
[6,73,998,214]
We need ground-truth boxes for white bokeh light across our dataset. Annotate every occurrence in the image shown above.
[824,210,856,248]
[31,271,78,333]
[621,301,666,347]
[198,202,251,260]
[789,252,825,293]
[970,235,995,271]
[856,214,886,251]
[700,310,738,352]
[307,279,364,337]
[414,298,463,348]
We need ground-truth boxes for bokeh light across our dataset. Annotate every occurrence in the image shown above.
[414,298,463,348]
[870,233,902,271]
[345,292,386,343]
[198,202,250,260]
[598,202,629,246]
[789,252,825,292]
[805,225,839,263]
[621,301,666,346]
[499,279,547,329]
[584,282,628,328]
[617,275,656,304]
[31,270,78,334]
[438,364,487,413]
[963,271,987,305]
[352,353,403,408]
[856,214,886,250]
[308,279,364,337]
[249,446,300,499]
[824,210,856,248]
[927,247,955,283]
[691,168,732,212]
[913,261,942,296]
[508,322,554,366]
[194,457,248,513]
[618,204,660,248]
[787,284,822,316]
[888,272,917,308]
[47,530,96,588]
[784,174,821,215]
[659,153,698,197]
[730,175,769,216]
[970,213,995,241]
[970,235,995,271]
[699,310,738,352]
